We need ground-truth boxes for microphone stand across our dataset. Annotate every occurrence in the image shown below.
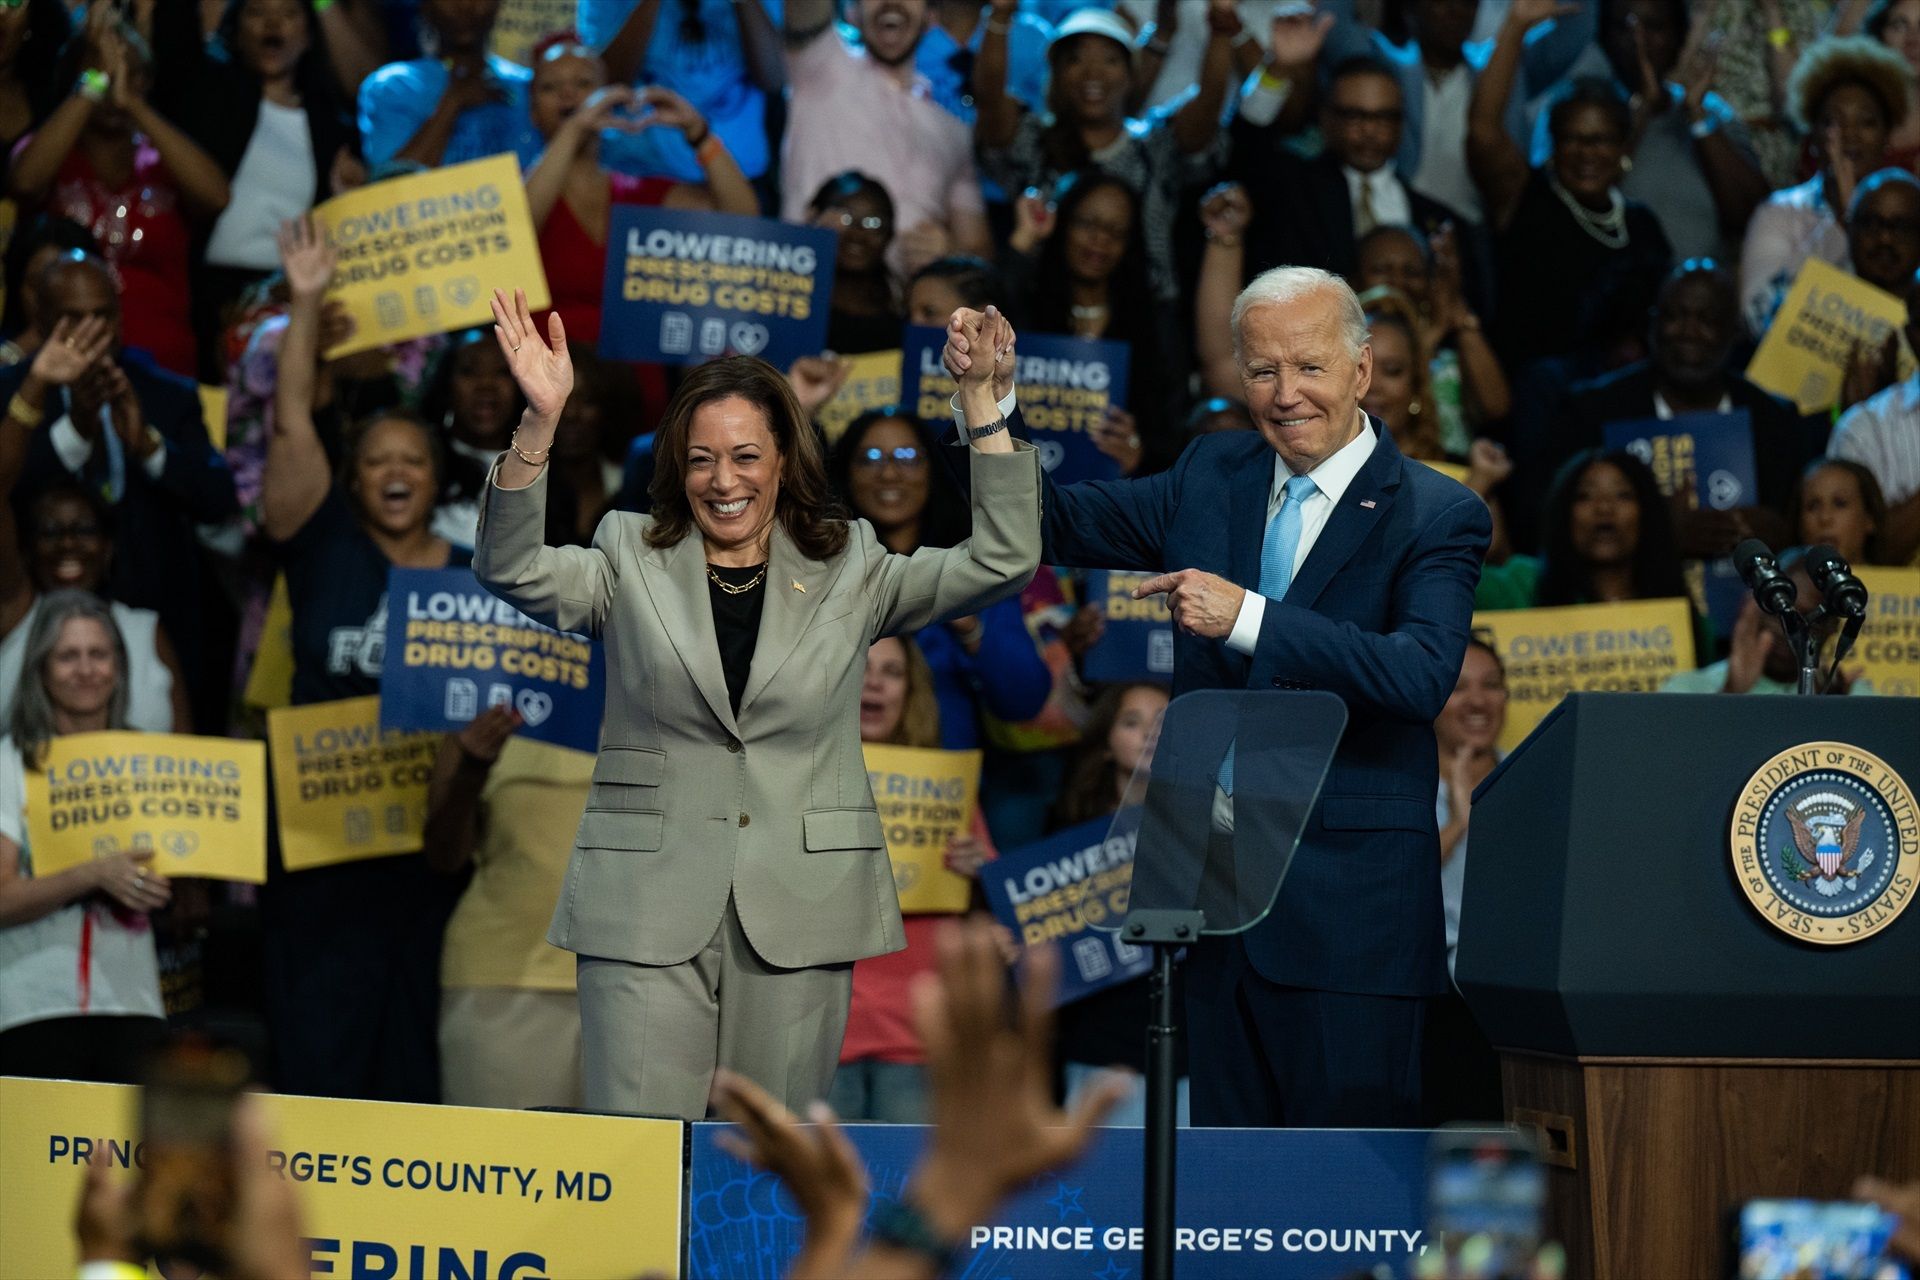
[1788,607,1825,697]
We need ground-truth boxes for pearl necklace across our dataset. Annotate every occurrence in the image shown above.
[1547,174,1629,250]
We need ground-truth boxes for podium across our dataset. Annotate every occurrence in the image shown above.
[1457,694,1920,1278]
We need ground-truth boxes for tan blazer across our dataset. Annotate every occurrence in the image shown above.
[472,443,1041,970]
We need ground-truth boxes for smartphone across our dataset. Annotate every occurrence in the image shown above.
[1425,1126,1547,1278]
[1737,1199,1908,1280]
[132,1038,252,1271]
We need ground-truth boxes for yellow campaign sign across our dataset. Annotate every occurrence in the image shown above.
[243,573,296,712]
[1746,259,1915,413]
[1420,458,1471,485]
[818,349,903,444]
[314,154,549,358]
[22,733,267,883]
[489,0,577,64]
[267,697,439,870]
[0,1077,682,1280]
[1856,567,1920,697]
[197,384,227,451]
[1471,599,1697,751]
[862,743,981,913]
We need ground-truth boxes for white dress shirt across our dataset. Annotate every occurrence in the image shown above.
[1224,418,1378,654]
[1344,163,1412,235]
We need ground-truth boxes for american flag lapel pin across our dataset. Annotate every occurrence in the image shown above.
[1360,499,1377,509]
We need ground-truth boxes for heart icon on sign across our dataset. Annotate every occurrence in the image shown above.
[515,689,553,725]
[728,321,769,355]
[444,277,480,309]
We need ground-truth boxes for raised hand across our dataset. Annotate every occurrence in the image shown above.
[98,362,157,463]
[787,353,851,419]
[568,84,647,137]
[28,315,114,387]
[276,215,336,301]
[456,704,522,764]
[489,287,572,424]
[635,86,710,143]
[93,848,170,913]
[942,831,991,879]
[1505,0,1581,32]
[1267,6,1334,70]
[711,1070,867,1272]
[1199,182,1252,243]
[1091,406,1143,474]
[907,918,1126,1240]
[1010,188,1056,254]
[1827,122,1859,213]
[1676,30,1724,121]
[1466,438,1513,496]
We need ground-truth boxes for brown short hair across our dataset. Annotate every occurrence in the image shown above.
[645,356,849,561]
[1787,36,1913,133]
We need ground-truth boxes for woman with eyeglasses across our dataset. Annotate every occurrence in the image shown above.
[809,172,904,356]
[1470,5,1672,370]
[828,408,1051,750]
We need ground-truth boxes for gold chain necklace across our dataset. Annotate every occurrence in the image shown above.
[707,563,767,595]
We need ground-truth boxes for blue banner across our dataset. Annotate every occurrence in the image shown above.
[599,207,834,368]
[1081,570,1176,684]
[900,325,1129,485]
[686,1123,1434,1279]
[1605,410,1758,634]
[380,567,604,753]
[979,816,1153,1005]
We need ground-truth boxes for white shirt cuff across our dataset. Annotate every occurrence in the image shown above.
[1226,590,1265,655]
[142,436,167,479]
[49,413,92,472]
[949,389,1018,432]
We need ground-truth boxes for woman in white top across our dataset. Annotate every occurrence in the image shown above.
[0,590,168,1082]
[0,481,188,733]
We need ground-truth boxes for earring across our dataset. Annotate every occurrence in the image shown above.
[1407,398,1422,417]
[1620,155,1634,174]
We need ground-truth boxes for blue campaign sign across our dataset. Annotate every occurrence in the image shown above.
[980,816,1154,1005]
[686,1123,1435,1279]
[899,325,1130,485]
[600,206,835,368]
[1082,569,1176,684]
[1606,410,1759,633]
[380,567,604,753]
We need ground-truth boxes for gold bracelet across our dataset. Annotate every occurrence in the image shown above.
[6,393,40,428]
[509,430,551,467]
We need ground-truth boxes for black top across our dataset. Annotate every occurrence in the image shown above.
[707,562,768,716]
[1493,170,1673,370]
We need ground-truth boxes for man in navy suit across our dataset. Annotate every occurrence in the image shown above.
[944,270,1491,1126]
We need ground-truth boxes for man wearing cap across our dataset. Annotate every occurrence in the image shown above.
[781,0,993,277]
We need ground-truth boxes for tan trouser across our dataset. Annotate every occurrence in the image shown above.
[576,893,853,1120]
[438,987,584,1111]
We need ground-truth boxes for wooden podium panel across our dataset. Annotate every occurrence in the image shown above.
[1503,1054,1920,1279]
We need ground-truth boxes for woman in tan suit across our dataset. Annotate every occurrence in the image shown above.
[474,289,1039,1119]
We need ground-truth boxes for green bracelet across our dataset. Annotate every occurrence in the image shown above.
[76,69,109,102]
[312,0,336,12]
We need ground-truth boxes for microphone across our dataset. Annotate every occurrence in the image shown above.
[1733,539,1797,618]
[1804,544,1869,619]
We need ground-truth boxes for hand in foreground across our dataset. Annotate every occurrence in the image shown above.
[1266,6,1334,71]
[277,215,337,301]
[711,1070,866,1279]
[456,704,522,764]
[28,315,114,388]
[904,917,1126,1243]
[74,1149,137,1267]
[1856,1176,1920,1263]
[1132,569,1246,639]
[1091,407,1143,474]
[1198,182,1252,244]
[489,287,572,424]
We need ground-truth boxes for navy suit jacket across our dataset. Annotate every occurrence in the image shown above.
[980,413,1491,997]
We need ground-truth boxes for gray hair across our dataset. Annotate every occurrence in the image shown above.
[1230,266,1371,360]
[8,591,129,767]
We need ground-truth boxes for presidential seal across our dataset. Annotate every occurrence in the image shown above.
[1730,742,1917,945]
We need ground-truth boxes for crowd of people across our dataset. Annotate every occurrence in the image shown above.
[0,0,1916,1143]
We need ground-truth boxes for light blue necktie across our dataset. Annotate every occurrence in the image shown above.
[1222,474,1319,795]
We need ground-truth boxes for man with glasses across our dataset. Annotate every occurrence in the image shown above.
[1230,56,1474,285]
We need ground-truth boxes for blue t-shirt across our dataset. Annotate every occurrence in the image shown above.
[577,0,781,183]
[915,8,1054,127]
[357,54,541,171]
